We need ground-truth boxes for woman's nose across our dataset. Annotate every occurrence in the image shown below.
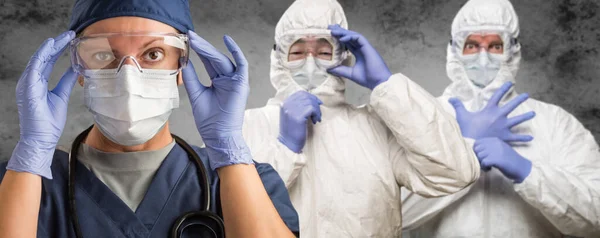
[116,56,143,72]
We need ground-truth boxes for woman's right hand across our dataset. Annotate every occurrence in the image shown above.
[6,31,78,179]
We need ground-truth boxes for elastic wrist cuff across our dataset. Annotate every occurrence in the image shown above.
[277,135,303,154]
[203,136,254,170]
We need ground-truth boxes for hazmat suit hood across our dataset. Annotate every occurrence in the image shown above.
[404,2,600,237]
[268,0,349,107]
[443,0,522,110]
[244,1,483,236]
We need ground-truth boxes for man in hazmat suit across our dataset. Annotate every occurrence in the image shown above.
[242,0,481,236]
[401,0,600,237]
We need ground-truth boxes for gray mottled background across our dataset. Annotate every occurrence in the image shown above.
[0,0,598,161]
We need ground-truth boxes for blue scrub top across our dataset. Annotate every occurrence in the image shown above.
[0,143,300,237]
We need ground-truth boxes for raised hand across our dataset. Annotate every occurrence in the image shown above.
[182,31,253,169]
[7,31,78,179]
[450,82,535,142]
[326,24,392,90]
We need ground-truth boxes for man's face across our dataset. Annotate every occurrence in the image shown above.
[288,37,334,62]
[462,34,504,55]
[77,17,184,85]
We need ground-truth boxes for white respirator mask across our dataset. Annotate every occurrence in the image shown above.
[83,64,180,146]
[290,56,330,91]
[461,51,503,88]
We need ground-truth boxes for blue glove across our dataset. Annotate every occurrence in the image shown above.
[182,31,253,170]
[7,31,77,179]
[326,24,392,90]
[278,91,323,153]
[450,81,536,142]
[474,138,532,183]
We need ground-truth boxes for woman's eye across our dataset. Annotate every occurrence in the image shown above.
[466,44,476,49]
[144,50,164,61]
[93,52,115,62]
[319,52,332,56]
[493,45,503,50]
[290,51,304,55]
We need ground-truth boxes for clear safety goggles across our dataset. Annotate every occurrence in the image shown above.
[275,29,348,70]
[70,33,189,77]
[451,30,518,61]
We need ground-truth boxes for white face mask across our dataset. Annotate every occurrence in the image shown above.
[83,65,180,146]
[290,56,330,91]
[462,51,503,88]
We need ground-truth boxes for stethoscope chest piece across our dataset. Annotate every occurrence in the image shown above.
[170,211,225,238]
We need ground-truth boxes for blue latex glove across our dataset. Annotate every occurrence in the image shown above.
[326,24,392,90]
[7,31,78,179]
[278,91,323,153]
[182,31,253,170]
[450,81,536,142]
[474,138,532,183]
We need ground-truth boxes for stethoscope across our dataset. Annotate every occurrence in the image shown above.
[68,126,225,238]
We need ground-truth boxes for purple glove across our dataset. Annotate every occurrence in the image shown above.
[450,81,536,142]
[474,138,532,183]
[278,91,323,153]
[327,24,392,90]
[7,31,78,179]
[182,31,253,170]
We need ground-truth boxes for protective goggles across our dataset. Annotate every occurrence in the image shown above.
[70,33,189,77]
[450,30,518,61]
[275,29,348,70]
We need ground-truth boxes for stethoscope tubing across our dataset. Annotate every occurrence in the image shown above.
[67,126,215,238]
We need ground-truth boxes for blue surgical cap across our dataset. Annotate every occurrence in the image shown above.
[68,0,194,33]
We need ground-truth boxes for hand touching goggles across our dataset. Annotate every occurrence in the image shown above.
[70,33,189,77]
[275,29,348,70]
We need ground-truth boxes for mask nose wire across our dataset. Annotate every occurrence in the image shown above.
[305,56,317,70]
[116,56,144,73]
[478,50,490,67]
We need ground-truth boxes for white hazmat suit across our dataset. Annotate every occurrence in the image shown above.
[242,0,480,237]
[402,0,600,237]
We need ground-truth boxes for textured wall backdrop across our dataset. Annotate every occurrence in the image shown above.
[0,0,598,161]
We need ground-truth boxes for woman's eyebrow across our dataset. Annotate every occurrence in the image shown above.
[139,38,163,50]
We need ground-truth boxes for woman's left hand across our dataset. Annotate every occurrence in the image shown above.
[181,31,253,170]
